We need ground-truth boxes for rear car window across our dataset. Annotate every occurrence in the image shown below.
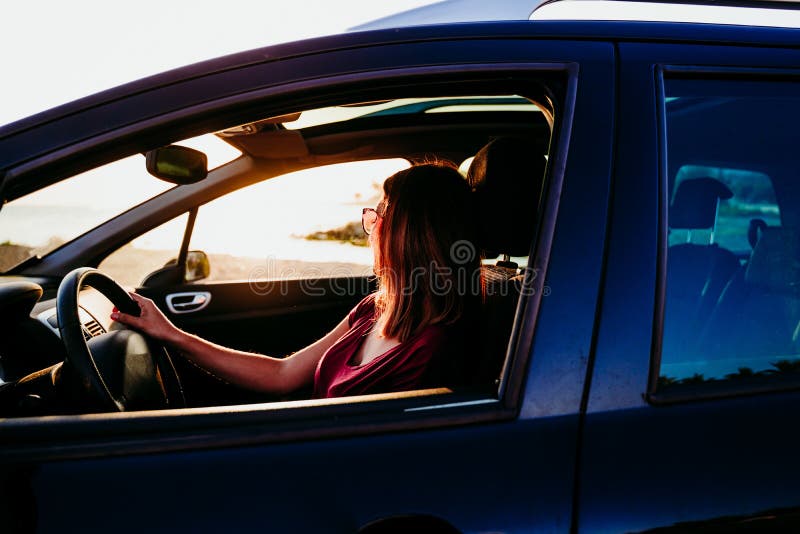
[659,75,800,390]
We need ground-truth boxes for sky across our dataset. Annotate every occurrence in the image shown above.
[1,0,434,128]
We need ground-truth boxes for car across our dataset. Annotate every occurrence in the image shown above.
[3,1,800,532]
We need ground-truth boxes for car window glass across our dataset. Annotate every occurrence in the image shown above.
[0,155,173,272]
[190,159,409,281]
[98,213,189,288]
[659,76,800,389]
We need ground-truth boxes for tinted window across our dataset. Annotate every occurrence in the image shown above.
[660,76,800,389]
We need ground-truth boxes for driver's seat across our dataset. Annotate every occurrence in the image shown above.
[467,137,547,390]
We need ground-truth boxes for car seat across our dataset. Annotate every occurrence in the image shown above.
[466,137,547,390]
[662,177,740,361]
[698,226,800,362]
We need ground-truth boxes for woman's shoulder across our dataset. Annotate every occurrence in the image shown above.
[348,293,377,327]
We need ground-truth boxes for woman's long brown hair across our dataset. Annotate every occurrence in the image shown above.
[374,163,482,342]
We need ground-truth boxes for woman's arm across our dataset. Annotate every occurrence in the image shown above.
[111,293,350,396]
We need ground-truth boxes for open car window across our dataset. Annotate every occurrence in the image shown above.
[190,159,409,282]
[0,82,560,420]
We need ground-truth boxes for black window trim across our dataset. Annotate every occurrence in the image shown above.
[648,64,800,405]
[1,61,578,461]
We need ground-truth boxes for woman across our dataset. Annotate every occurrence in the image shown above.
[111,163,482,398]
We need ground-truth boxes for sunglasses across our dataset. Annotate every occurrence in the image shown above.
[361,199,389,235]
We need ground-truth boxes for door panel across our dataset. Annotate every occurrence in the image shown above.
[138,277,371,405]
[139,278,371,355]
[28,419,577,533]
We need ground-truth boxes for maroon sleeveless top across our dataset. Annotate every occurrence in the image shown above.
[312,294,455,399]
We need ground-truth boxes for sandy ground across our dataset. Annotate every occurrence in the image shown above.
[99,246,373,287]
[1,242,372,287]
[0,244,34,273]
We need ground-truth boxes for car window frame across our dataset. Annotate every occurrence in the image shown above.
[1,60,577,462]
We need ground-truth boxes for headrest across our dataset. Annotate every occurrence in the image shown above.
[466,137,546,257]
[670,177,733,229]
[745,226,800,295]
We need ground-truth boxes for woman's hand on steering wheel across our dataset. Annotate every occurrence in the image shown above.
[111,293,180,344]
[57,268,185,411]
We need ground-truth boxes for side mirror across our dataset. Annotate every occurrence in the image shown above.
[141,250,210,288]
[185,250,210,283]
[145,145,208,185]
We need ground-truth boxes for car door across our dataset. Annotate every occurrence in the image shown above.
[578,31,800,532]
[1,25,614,533]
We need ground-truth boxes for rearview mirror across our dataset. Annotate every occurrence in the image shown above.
[145,145,208,185]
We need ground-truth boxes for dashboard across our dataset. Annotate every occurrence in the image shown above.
[1,281,115,384]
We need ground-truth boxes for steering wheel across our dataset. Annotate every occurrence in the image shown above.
[57,267,185,412]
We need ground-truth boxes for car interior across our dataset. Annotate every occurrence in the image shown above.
[0,83,558,418]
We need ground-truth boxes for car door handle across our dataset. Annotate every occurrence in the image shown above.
[165,292,211,314]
